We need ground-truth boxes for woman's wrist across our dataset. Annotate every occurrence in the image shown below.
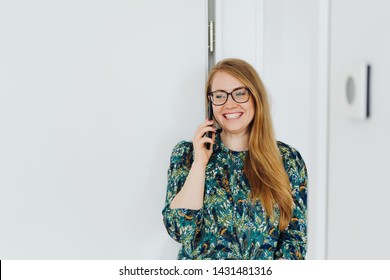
[192,159,208,169]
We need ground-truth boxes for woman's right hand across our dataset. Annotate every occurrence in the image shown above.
[169,120,216,210]
[192,119,216,166]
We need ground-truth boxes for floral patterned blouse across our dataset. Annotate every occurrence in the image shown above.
[162,130,308,260]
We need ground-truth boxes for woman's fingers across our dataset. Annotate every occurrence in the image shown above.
[192,120,216,165]
[196,135,215,146]
[196,119,214,133]
[200,119,214,127]
[194,121,216,140]
[193,133,215,150]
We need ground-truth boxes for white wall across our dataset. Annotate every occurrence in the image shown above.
[327,0,390,259]
[0,0,207,259]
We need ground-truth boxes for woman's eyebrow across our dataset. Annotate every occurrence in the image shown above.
[211,86,246,93]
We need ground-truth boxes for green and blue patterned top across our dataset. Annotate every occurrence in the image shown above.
[162,130,308,260]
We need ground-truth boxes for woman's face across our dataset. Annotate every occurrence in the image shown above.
[210,71,255,136]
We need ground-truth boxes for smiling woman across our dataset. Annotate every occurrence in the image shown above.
[162,58,308,260]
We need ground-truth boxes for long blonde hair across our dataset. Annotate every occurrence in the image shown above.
[206,58,293,230]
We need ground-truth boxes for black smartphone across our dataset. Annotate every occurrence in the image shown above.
[205,101,214,150]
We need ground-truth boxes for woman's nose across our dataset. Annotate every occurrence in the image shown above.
[224,95,238,108]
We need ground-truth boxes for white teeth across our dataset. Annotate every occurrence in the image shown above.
[224,113,242,119]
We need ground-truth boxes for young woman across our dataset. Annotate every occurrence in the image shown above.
[162,58,308,260]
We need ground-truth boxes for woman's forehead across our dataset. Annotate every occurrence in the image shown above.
[211,71,245,91]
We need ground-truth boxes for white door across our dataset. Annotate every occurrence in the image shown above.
[327,0,390,259]
[0,0,208,259]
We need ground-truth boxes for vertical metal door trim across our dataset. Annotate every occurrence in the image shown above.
[208,0,216,71]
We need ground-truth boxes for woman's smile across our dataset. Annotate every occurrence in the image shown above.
[223,112,243,120]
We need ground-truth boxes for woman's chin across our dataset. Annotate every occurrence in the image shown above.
[220,125,250,135]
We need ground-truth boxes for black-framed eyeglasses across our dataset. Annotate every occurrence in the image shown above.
[208,87,251,106]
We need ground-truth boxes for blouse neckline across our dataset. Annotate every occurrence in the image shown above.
[215,129,249,156]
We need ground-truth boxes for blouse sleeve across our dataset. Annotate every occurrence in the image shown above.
[275,144,308,260]
[162,140,204,246]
